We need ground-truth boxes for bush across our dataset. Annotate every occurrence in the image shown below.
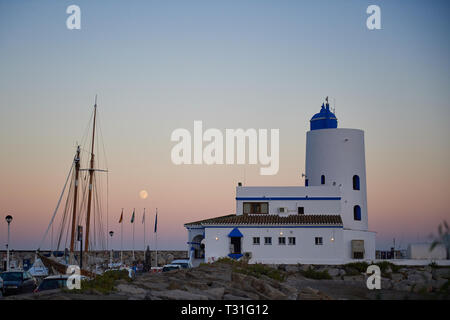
[234,263,286,282]
[301,267,332,280]
[374,261,402,273]
[343,262,369,275]
[67,269,131,294]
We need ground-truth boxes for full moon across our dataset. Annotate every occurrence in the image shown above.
[139,190,148,199]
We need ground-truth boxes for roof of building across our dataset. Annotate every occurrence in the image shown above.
[184,214,342,227]
[310,102,338,131]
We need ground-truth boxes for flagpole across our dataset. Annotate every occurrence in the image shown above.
[120,208,123,265]
[143,208,146,261]
[132,208,135,261]
[155,208,158,267]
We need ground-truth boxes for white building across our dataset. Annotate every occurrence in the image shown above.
[185,101,376,265]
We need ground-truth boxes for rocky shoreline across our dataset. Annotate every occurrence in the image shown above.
[5,261,449,300]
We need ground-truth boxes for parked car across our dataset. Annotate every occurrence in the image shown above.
[34,275,70,293]
[170,259,193,269]
[0,276,3,297]
[35,274,90,293]
[0,271,37,295]
[162,264,182,272]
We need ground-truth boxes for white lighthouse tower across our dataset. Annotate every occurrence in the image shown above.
[305,100,368,231]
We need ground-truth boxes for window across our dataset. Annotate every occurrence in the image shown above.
[278,237,286,245]
[315,237,323,245]
[321,175,325,185]
[353,252,364,259]
[288,237,296,245]
[354,205,361,221]
[253,237,260,245]
[298,207,304,215]
[243,202,269,215]
[264,237,272,245]
[353,175,360,190]
[305,179,308,187]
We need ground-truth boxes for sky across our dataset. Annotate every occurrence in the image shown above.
[0,0,449,251]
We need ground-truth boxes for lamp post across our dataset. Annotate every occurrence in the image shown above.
[109,231,114,267]
[5,215,13,272]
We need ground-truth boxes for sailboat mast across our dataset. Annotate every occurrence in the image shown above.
[69,145,81,253]
[84,97,97,252]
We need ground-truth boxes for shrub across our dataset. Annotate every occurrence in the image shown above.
[301,267,332,280]
[67,269,131,294]
[234,263,286,282]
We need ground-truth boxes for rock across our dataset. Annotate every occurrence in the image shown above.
[185,280,209,290]
[390,273,404,282]
[285,265,299,273]
[392,281,412,292]
[407,272,431,284]
[299,264,311,272]
[226,287,261,300]
[223,294,251,300]
[431,278,448,290]
[343,275,364,282]
[116,284,147,299]
[278,283,298,300]
[432,268,450,279]
[151,289,208,300]
[381,277,393,290]
[325,268,341,277]
[250,278,287,300]
[301,286,319,295]
[203,287,225,300]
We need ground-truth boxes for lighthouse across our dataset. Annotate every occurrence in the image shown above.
[185,99,376,265]
[306,101,368,231]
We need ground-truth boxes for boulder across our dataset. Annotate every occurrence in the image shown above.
[392,280,412,292]
[432,268,450,279]
[390,273,404,282]
[116,284,147,299]
[223,294,251,300]
[203,287,225,300]
[151,289,208,300]
[325,268,341,277]
[250,278,287,300]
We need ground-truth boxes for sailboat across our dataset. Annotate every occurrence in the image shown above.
[36,97,109,276]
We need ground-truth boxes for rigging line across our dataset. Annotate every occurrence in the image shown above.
[56,177,73,251]
[96,111,109,170]
[38,160,74,251]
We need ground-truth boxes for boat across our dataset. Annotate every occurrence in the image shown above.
[37,96,109,276]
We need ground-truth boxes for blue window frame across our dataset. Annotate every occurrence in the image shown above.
[305,179,308,187]
[353,175,360,190]
[354,205,361,221]
[321,175,325,185]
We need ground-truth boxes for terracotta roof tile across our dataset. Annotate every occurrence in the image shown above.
[185,214,342,226]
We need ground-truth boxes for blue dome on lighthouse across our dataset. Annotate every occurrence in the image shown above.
[310,102,338,131]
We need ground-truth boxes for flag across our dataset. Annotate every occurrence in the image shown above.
[154,212,158,233]
[118,210,123,223]
[142,209,145,224]
[131,209,135,223]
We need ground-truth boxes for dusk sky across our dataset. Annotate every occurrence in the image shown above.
[0,0,449,251]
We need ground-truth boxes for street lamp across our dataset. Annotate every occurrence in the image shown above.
[5,215,13,271]
[109,231,114,267]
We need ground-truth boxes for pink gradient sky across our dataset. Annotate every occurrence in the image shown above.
[1,1,449,251]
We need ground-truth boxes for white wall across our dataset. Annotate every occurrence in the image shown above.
[236,186,341,216]
[204,226,346,264]
[306,128,368,231]
[407,243,447,260]
[342,229,376,261]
